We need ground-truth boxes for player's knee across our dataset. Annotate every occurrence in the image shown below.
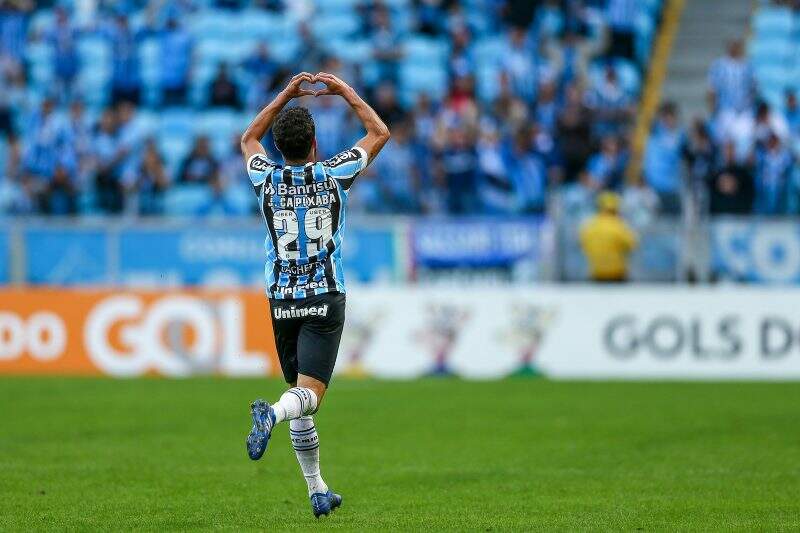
[297,375,327,410]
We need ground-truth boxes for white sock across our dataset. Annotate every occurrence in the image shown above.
[290,416,328,496]
[272,387,318,424]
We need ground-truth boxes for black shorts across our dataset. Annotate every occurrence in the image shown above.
[269,292,346,387]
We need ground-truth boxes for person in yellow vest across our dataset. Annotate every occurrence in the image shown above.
[579,192,638,282]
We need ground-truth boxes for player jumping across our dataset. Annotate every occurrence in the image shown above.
[240,72,390,517]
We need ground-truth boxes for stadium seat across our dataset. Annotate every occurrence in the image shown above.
[473,36,506,68]
[399,62,448,104]
[163,184,213,216]
[402,36,450,63]
[753,7,794,37]
[310,13,360,42]
[326,39,371,64]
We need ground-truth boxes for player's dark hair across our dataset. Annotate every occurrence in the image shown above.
[273,107,315,161]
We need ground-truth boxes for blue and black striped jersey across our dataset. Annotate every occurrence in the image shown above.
[247,146,368,300]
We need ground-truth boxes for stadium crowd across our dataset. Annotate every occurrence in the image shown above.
[0,0,723,220]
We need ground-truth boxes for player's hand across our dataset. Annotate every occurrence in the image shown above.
[313,72,353,97]
[282,72,316,99]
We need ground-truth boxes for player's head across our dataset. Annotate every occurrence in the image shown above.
[273,106,316,162]
[597,191,621,214]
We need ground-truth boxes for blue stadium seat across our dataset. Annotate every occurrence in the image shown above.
[402,36,450,63]
[163,184,213,216]
[473,36,505,68]
[160,109,195,137]
[476,65,501,103]
[237,10,284,41]
[316,0,361,10]
[753,7,794,37]
[223,184,254,215]
[310,13,360,43]
[328,39,373,64]
[399,62,448,104]
[28,11,54,37]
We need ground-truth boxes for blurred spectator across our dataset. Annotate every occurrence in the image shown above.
[122,138,169,215]
[477,127,514,213]
[783,89,800,138]
[754,133,794,215]
[683,118,716,212]
[534,81,559,133]
[197,175,238,217]
[372,121,420,213]
[371,5,401,83]
[605,0,639,62]
[436,127,477,214]
[557,83,593,182]
[372,82,407,128]
[310,94,350,160]
[709,141,754,215]
[644,102,685,213]
[179,136,218,184]
[545,26,607,89]
[503,128,547,213]
[159,17,193,106]
[584,135,626,191]
[297,22,325,73]
[242,43,279,87]
[501,27,545,102]
[209,63,242,109]
[585,64,635,137]
[104,14,144,105]
[414,0,448,36]
[46,7,80,101]
[621,177,659,227]
[0,0,33,61]
[0,57,17,140]
[707,40,755,116]
[579,192,638,282]
[91,108,125,213]
[41,164,76,214]
[448,28,475,80]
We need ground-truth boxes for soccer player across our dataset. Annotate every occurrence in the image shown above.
[240,72,390,517]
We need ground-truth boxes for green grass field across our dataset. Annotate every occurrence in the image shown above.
[1,377,799,531]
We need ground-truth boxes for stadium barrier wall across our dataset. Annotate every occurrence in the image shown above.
[2,286,800,380]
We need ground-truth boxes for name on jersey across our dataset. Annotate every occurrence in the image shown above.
[280,262,320,275]
[273,303,329,320]
[266,180,338,209]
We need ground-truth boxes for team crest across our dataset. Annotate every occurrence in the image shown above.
[250,155,273,172]
[324,149,359,168]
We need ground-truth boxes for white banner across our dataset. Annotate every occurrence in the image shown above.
[338,286,800,380]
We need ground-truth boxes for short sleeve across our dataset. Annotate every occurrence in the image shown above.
[247,153,278,188]
[322,146,368,191]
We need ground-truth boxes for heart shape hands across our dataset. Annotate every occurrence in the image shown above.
[285,72,352,98]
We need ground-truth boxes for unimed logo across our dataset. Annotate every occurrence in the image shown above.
[84,295,268,377]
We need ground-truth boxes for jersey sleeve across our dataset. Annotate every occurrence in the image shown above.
[246,153,278,192]
[322,146,368,191]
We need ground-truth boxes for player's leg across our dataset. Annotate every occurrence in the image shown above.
[246,304,301,461]
[292,293,346,518]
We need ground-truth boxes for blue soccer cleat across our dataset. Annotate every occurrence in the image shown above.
[246,399,275,460]
[310,490,342,518]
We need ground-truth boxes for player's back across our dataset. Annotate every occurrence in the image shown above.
[247,146,368,300]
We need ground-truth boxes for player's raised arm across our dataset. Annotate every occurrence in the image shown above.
[240,72,315,161]
[315,72,390,164]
